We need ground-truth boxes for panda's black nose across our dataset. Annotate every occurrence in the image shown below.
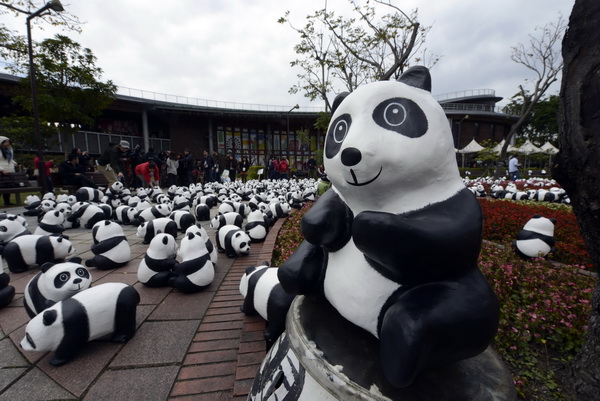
[341,147,362,166]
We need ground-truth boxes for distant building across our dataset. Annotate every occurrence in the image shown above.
[0,73,518,168]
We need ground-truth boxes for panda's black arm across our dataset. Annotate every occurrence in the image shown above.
[301,189,353,252]
[278,240,326,295]
[90,237,127,254]
[353,189,483,285]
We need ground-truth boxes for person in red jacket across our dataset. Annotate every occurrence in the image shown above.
[134,161,159,188]
[278,157,289,180]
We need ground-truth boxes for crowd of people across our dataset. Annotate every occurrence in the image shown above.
[0,135,323,203]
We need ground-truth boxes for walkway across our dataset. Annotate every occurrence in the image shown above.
[0,204,284,400]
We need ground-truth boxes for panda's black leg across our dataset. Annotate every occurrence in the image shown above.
[379,271,499,388]
[112,286,140,342]
[52,337,87,366]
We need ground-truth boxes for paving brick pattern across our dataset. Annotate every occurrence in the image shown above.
[0,205,288,401]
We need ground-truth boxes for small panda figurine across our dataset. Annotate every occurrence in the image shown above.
[216,224,251,258]
[169,210,196,232]
[23,258,91,318]
[3,235,75,273]
[0,216,31,249]
[210,212,243,230]
[86,220,131,270]
[137,233,178,287]
[114,205,138,225]
[169,230,215,293]
[135,204,171,226]
[277,66,499,388]
[268,201,290,219]
[513,214,557,259]
[185,225,218,265]
[136,217,178,244]
[55,203,80,229]
[194,203,211,221]
[172,195,191,211]
[20,282,140,366]
[71,202,108,229]
[244,210,269,243]
[75,187,103,203]
[239,262,295,346]
[34,210,67,237]
[0,270,15,308]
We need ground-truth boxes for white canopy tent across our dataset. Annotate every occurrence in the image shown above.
[540,141,559,155]
[492,139,519,155]
[514,139,543,155]
[458,139,485,167]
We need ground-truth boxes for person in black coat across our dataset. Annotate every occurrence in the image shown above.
[202,150,214,183]
[58,153,97,188]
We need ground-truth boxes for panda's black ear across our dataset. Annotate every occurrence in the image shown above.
[43,310,57,326]
[68,257,83,264]
[533,214,541,219]
[331,92,350,114]
[397,66,431,92]
[550,218,557,224]
[41,262,54,273]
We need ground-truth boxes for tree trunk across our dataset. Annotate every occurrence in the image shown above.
[552,0,600,398]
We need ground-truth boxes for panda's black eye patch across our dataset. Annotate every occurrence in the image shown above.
[55,272,71,288]
[325,114,352,159]
[76,268,89,278]
[372,98,428,138]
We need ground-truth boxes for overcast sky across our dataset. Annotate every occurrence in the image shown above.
[3,0,573,111]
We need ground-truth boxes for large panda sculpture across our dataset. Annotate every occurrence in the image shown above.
[21,282,140,366]
[277,66,499,388]
[86,220,131,270]
[513,214,556,259]
[23,258,91,318]
[239,262,294,346]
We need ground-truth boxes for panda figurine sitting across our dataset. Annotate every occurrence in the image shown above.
[277,66,499,388]
[169,229,215,293]
[23,257,91,318]
[513,214,556,259]
[137,233,178,287]
[85,220,131,270]
[20,282,139,366]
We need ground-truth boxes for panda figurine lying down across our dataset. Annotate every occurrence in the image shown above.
[278,66,499,388]
[21,282,140,366]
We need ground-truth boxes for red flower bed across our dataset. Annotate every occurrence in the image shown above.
[479,199,592,268]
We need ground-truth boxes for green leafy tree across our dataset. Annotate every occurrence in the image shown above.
[279,0,436,111]
[0,0,81,60]
[504,94,560,146]
[8,34,116,155]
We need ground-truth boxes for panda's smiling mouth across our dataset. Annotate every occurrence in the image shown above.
[346,167,383,186]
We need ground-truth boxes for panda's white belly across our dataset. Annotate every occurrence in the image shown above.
[324,239,401,338]
[517,239,551,257]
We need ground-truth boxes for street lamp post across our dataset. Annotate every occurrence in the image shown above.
[286,104,299,164]
[26,0,64,194]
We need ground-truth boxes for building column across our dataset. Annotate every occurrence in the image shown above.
[142,108,150,151]
[208,117,214,152]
